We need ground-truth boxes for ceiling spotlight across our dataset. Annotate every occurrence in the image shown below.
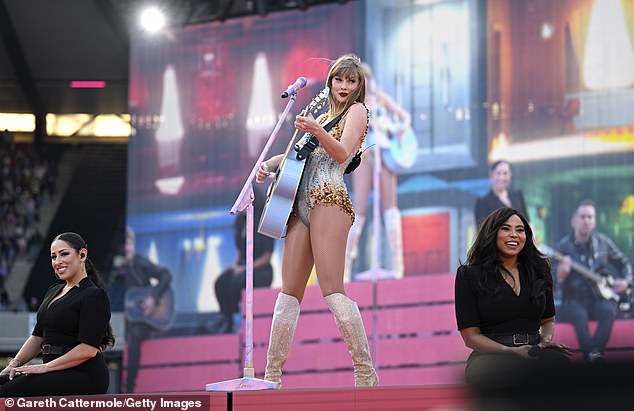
[139,6,166,33]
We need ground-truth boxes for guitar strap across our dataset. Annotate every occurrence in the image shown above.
[295,110,346,161]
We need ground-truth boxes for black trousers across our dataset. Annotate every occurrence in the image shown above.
[125,322,151,393]
[0,353,109,397]
[561,297,617,356]
[465,346,570,388]
[214,266,273,328]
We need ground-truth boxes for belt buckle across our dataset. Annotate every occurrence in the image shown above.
[513,333,529,345]
[41,343,52,354]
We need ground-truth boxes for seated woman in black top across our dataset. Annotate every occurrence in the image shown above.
[455,207,569,385]
[0,232,115,397]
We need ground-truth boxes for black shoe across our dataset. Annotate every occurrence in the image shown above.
[220,317,234,334]
[586,351,605,363]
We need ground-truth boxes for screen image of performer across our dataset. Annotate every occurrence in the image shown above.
[122,226,172,393]
[0,232,115,397]
[215,187,274,333]
[552,199,632,362]
[254,54,378,387]
[454,208,569,386]
[344,63,412,280]
[474,160,528,228]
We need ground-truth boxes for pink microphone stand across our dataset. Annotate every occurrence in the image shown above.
[206,92,299,391]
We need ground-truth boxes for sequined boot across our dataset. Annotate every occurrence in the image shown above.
[264,292,300,387]
[384,207,404,279]
[325,292,378,387]
[344,216,365,282]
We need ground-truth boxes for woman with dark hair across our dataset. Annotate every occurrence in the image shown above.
[455,208,569,385]
[255,54,378,387]
[474,160,528,227]
[0,232,114,396]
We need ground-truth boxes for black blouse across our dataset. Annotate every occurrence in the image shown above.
[33,277,111,349]
[474,189,528,227]
[454,265,554,335]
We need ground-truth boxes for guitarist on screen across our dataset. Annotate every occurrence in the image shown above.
[552,199,632,362]
[121,226,172,393]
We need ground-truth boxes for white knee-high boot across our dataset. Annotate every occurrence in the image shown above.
[384,207,404,279]
[264,293,300,387]
[325,293,378,387]
[344,216,365,282]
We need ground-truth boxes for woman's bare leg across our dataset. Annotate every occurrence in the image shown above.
[380,168,403,277]
[263,215,313,386]
[309,205,378,387]
[345,160,373,280]
[352,160,373,216]
[280,215,315,302]
[309,205,350,296]
[379,167,397,211]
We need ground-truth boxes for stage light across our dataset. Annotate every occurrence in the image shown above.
[198,236,221,312]
[245,52,276,158]
[583,0,634,89]
[155,176,184,195]
[154,65,185,195]
[139,6,166,33]
[69,80,106,88]
[540,23,554,40]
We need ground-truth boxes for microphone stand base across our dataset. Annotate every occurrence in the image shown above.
[206,371,280,391]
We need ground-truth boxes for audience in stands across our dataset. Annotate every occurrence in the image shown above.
[0,131,58,310]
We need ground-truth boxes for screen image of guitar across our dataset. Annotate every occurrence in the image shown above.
[369,114,418,173]
[258,87,329,240]
[540,244,631,311]
[125,286,175,330]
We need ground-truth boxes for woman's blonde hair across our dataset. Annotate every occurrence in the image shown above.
[326,54,366,115]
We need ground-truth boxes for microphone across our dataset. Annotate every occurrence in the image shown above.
[281,77,307,98]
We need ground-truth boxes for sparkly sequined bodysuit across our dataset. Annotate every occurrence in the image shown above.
[295,105,368,227]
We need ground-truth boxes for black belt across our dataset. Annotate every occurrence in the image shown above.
[41,344,73,355]
[485,332,540,347]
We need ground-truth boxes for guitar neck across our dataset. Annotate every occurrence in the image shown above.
[284,107,319,157]
[550,250,603,283]
[283,127,301,157]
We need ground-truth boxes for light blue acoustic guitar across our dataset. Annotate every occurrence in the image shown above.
[370,113,418,173]
[125,286,175,330]
[383,127,418,173]
[258,87,329,240]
